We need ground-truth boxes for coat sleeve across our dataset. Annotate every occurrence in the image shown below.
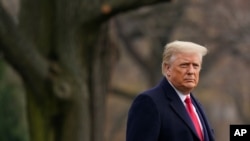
[126,94,160,141]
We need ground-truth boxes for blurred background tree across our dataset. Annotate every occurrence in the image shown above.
[0,60,29,141]
[1,0,250,141]
[0,0,171,141]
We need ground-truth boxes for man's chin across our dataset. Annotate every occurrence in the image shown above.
[184,83,196,89]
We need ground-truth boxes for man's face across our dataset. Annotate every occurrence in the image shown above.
[164,53,202,94]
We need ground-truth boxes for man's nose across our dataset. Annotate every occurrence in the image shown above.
[187,65,195,74]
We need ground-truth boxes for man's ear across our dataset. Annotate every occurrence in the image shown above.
[163,63,171,76]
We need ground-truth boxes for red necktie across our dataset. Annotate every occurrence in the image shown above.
[185,96,204,141]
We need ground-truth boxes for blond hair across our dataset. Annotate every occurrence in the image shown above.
[161,40,208,75]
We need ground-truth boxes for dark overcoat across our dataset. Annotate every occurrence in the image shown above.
[126,77,215,141]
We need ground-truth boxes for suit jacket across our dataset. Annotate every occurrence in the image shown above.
[126,77,215,141]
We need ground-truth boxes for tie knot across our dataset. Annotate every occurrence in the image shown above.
[185,96,192,104]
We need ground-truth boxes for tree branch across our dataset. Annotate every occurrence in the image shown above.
[109,87,136,100]
[0,3,48,81]
[81,0,172,24]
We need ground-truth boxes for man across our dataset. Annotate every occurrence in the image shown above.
[126,40,215,141]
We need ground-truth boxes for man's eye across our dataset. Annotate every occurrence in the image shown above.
[194,66,198,69]
[180,64,188,67]
[193,64,200,69]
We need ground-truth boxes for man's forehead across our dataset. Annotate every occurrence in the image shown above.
[173,54,202,63]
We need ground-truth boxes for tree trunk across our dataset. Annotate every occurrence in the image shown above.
[18,0,94,140]
[0,0,171,141]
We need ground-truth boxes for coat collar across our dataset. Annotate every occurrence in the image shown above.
[159,77,201,140]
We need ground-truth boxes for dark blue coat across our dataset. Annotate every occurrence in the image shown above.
[126,77,215,141]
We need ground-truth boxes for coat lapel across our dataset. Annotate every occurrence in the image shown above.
[192,95,215,141]
[170,99,199,137]
[160,78,201,140]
